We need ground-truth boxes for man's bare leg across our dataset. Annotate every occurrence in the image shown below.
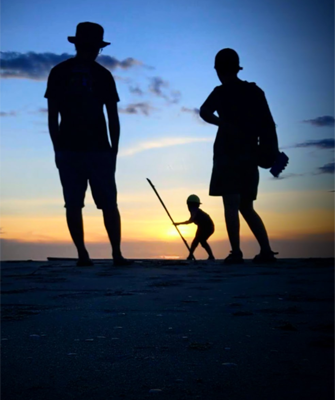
[102,207,122,258]
[66,207,92,264]
[102,207,131,265]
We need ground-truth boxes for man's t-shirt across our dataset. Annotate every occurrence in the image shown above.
[201,80,277,160]
[45,57,119,151]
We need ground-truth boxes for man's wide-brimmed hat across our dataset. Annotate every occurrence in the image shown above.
[68,22,110,48]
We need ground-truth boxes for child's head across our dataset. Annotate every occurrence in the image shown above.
[214,48,243,82]
[187,194,201,211]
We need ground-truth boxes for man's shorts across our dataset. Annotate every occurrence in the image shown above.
[209,157,259,200]
[55,150,117,209]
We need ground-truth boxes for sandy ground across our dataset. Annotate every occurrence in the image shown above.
[1,258,334,400]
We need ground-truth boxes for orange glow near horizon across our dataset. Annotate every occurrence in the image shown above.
[1,189,333,247]
[1,208,333,244]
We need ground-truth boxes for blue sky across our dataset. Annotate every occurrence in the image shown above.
[0,0,334,260]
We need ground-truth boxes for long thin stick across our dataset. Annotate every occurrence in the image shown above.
[146,178,195,260]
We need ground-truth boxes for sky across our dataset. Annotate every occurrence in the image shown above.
[0,0,334,260]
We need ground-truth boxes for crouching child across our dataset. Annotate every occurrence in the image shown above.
[175,195,215,260]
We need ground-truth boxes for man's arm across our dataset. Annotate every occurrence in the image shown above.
[47,98,60,151]
[105,100,120,154]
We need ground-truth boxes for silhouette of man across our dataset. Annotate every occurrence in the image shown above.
[200,48,278,264]
[45,22,131,266]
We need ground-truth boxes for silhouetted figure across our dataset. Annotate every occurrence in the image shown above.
[199,48,278,264]
[45,22,131,266]
[175,195,215,260]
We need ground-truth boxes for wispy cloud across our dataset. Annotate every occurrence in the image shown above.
[180,106,206,125]
[289,138,334,149]
[292,139,335,175]
[303,116,335,127]
[98,55,143,70]
[119,102,154,116]
[148,77,181,104]
[181,106,200,116]
[129,85,144,96]
[317,162,335,174]
[169,90,181,104]
[0,52,144,80]
[272,173,305,180]
[120,137,212,156]
[149,76,168,96]
[0,111,17,117]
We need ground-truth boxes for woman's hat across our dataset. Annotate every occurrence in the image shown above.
[215,48,243,72]
[68,22,110,48]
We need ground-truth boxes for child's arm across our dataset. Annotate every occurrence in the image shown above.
[174,219,192,226]
[175,210,197,226]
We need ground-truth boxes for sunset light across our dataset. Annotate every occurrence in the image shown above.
[1,0,333,261]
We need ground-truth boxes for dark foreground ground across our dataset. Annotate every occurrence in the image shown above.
[1,258,334,400]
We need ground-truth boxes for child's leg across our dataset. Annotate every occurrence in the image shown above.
[187,237,200,260]
[200,240,214,259]
[223,194,241,253]
[239,198,272,253]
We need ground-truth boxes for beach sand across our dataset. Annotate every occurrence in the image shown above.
[1,258,334,400]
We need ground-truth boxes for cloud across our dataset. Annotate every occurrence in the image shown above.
[317,162,335,174]
[148,77,181,104]
[0,111,17,117]
[113,75,131,82]
[181,107,200,116]
[119,136,212,157]
[292,139,335,175]
[119,102,154,116]
[180,106,206,124]
[97,55,143,70]
[170,90,181,104]
[290,138,335,149]
[149,76,168,96]
[129,85,144,96]
[0,52,144,80]
[272,173,305,180]
[303,116,335,127]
